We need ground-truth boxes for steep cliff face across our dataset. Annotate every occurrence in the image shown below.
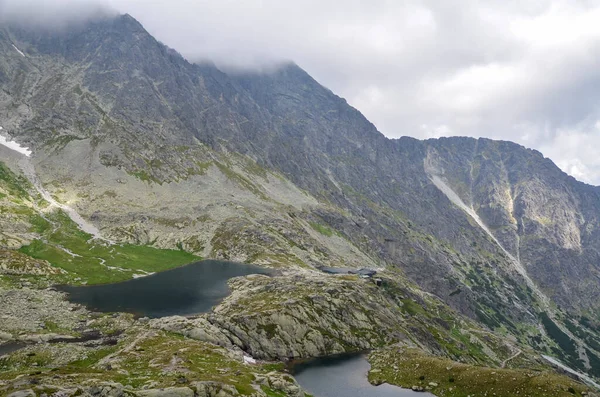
[423,137,600,313]
[1,13,600,378]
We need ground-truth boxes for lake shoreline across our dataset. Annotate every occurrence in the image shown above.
[58,260,271,318]
[290,351,434,397]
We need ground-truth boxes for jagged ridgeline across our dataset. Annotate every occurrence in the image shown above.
[1,12,600,397]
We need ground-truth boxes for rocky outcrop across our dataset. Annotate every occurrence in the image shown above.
[208,274,402,359]
[0,280,309,397]
[151,273,403,360]
[148,316,235,349]
[150,273,525,368]
[0,250,63,276]
[6,380,303,397]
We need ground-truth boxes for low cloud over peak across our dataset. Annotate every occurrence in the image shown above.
[3,0,600,185]
[0,0,116,29]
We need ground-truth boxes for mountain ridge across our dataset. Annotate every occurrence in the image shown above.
[2,12,598,317]
[1,12,600,394]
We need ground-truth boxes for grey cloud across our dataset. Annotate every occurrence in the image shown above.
[0,0,115,28]
[2,0,600,184]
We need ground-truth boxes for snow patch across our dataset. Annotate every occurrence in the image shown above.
[542,355,600,390]
[60,247,82,258]
[105,265,127,272]
[133,272,155,279]
[11,44,26,57]
[0,127,32,156]
[243,355,257,364]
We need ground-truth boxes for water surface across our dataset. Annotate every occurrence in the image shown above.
[60,260,269,318]
[0,341,26,356]
[291,353,434,397]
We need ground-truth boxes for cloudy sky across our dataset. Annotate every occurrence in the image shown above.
[2,0,600,184]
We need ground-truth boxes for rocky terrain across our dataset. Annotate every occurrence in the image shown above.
[0,259,596,396]
[369,347,597,396]
[0,11,600,397]
[0,249,306,397]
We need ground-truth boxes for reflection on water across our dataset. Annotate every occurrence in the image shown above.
[291,353,434,397]
[60,260,269,318]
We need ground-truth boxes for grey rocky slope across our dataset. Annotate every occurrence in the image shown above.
[1,13,600,380]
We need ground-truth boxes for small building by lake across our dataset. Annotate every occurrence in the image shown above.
[356,268,377,277]
[319,266,377,278]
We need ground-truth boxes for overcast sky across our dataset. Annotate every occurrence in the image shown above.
[2,0,600,184]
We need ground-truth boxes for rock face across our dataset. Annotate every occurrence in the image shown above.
[150,273,526,368]
[152,274,404,360]
[1,12,600,380]
[209,274,403,359]
[424,138,600,313]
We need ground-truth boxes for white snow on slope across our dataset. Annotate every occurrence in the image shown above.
[132,271,155,279]
[0,127,31,156]
[11,44,25,57]
[542,355,600,390]
[243,355,257,364]
[1,126,109,242]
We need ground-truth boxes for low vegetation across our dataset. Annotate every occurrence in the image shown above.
[19,210,199,284]
[0,162,30,199]
[0,329,300,395]
[368,347,593,397]
[308,221,334,237]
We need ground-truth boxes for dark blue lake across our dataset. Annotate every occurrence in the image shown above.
[60,260,269,318]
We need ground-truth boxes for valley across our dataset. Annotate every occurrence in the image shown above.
[0,12,599,397]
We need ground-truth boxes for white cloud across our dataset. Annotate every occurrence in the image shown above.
[420,124,453,139]
[539,124,600,185]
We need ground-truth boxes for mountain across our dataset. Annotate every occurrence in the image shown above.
[1,13,600,396]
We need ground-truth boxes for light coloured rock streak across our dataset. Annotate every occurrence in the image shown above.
[1,125,110,242]
[132,271,155,279]
[17,157,109,242]
[542,355,600,390]
[427,172,549,307]
[426,168,600,382]
[11,44,26,57]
